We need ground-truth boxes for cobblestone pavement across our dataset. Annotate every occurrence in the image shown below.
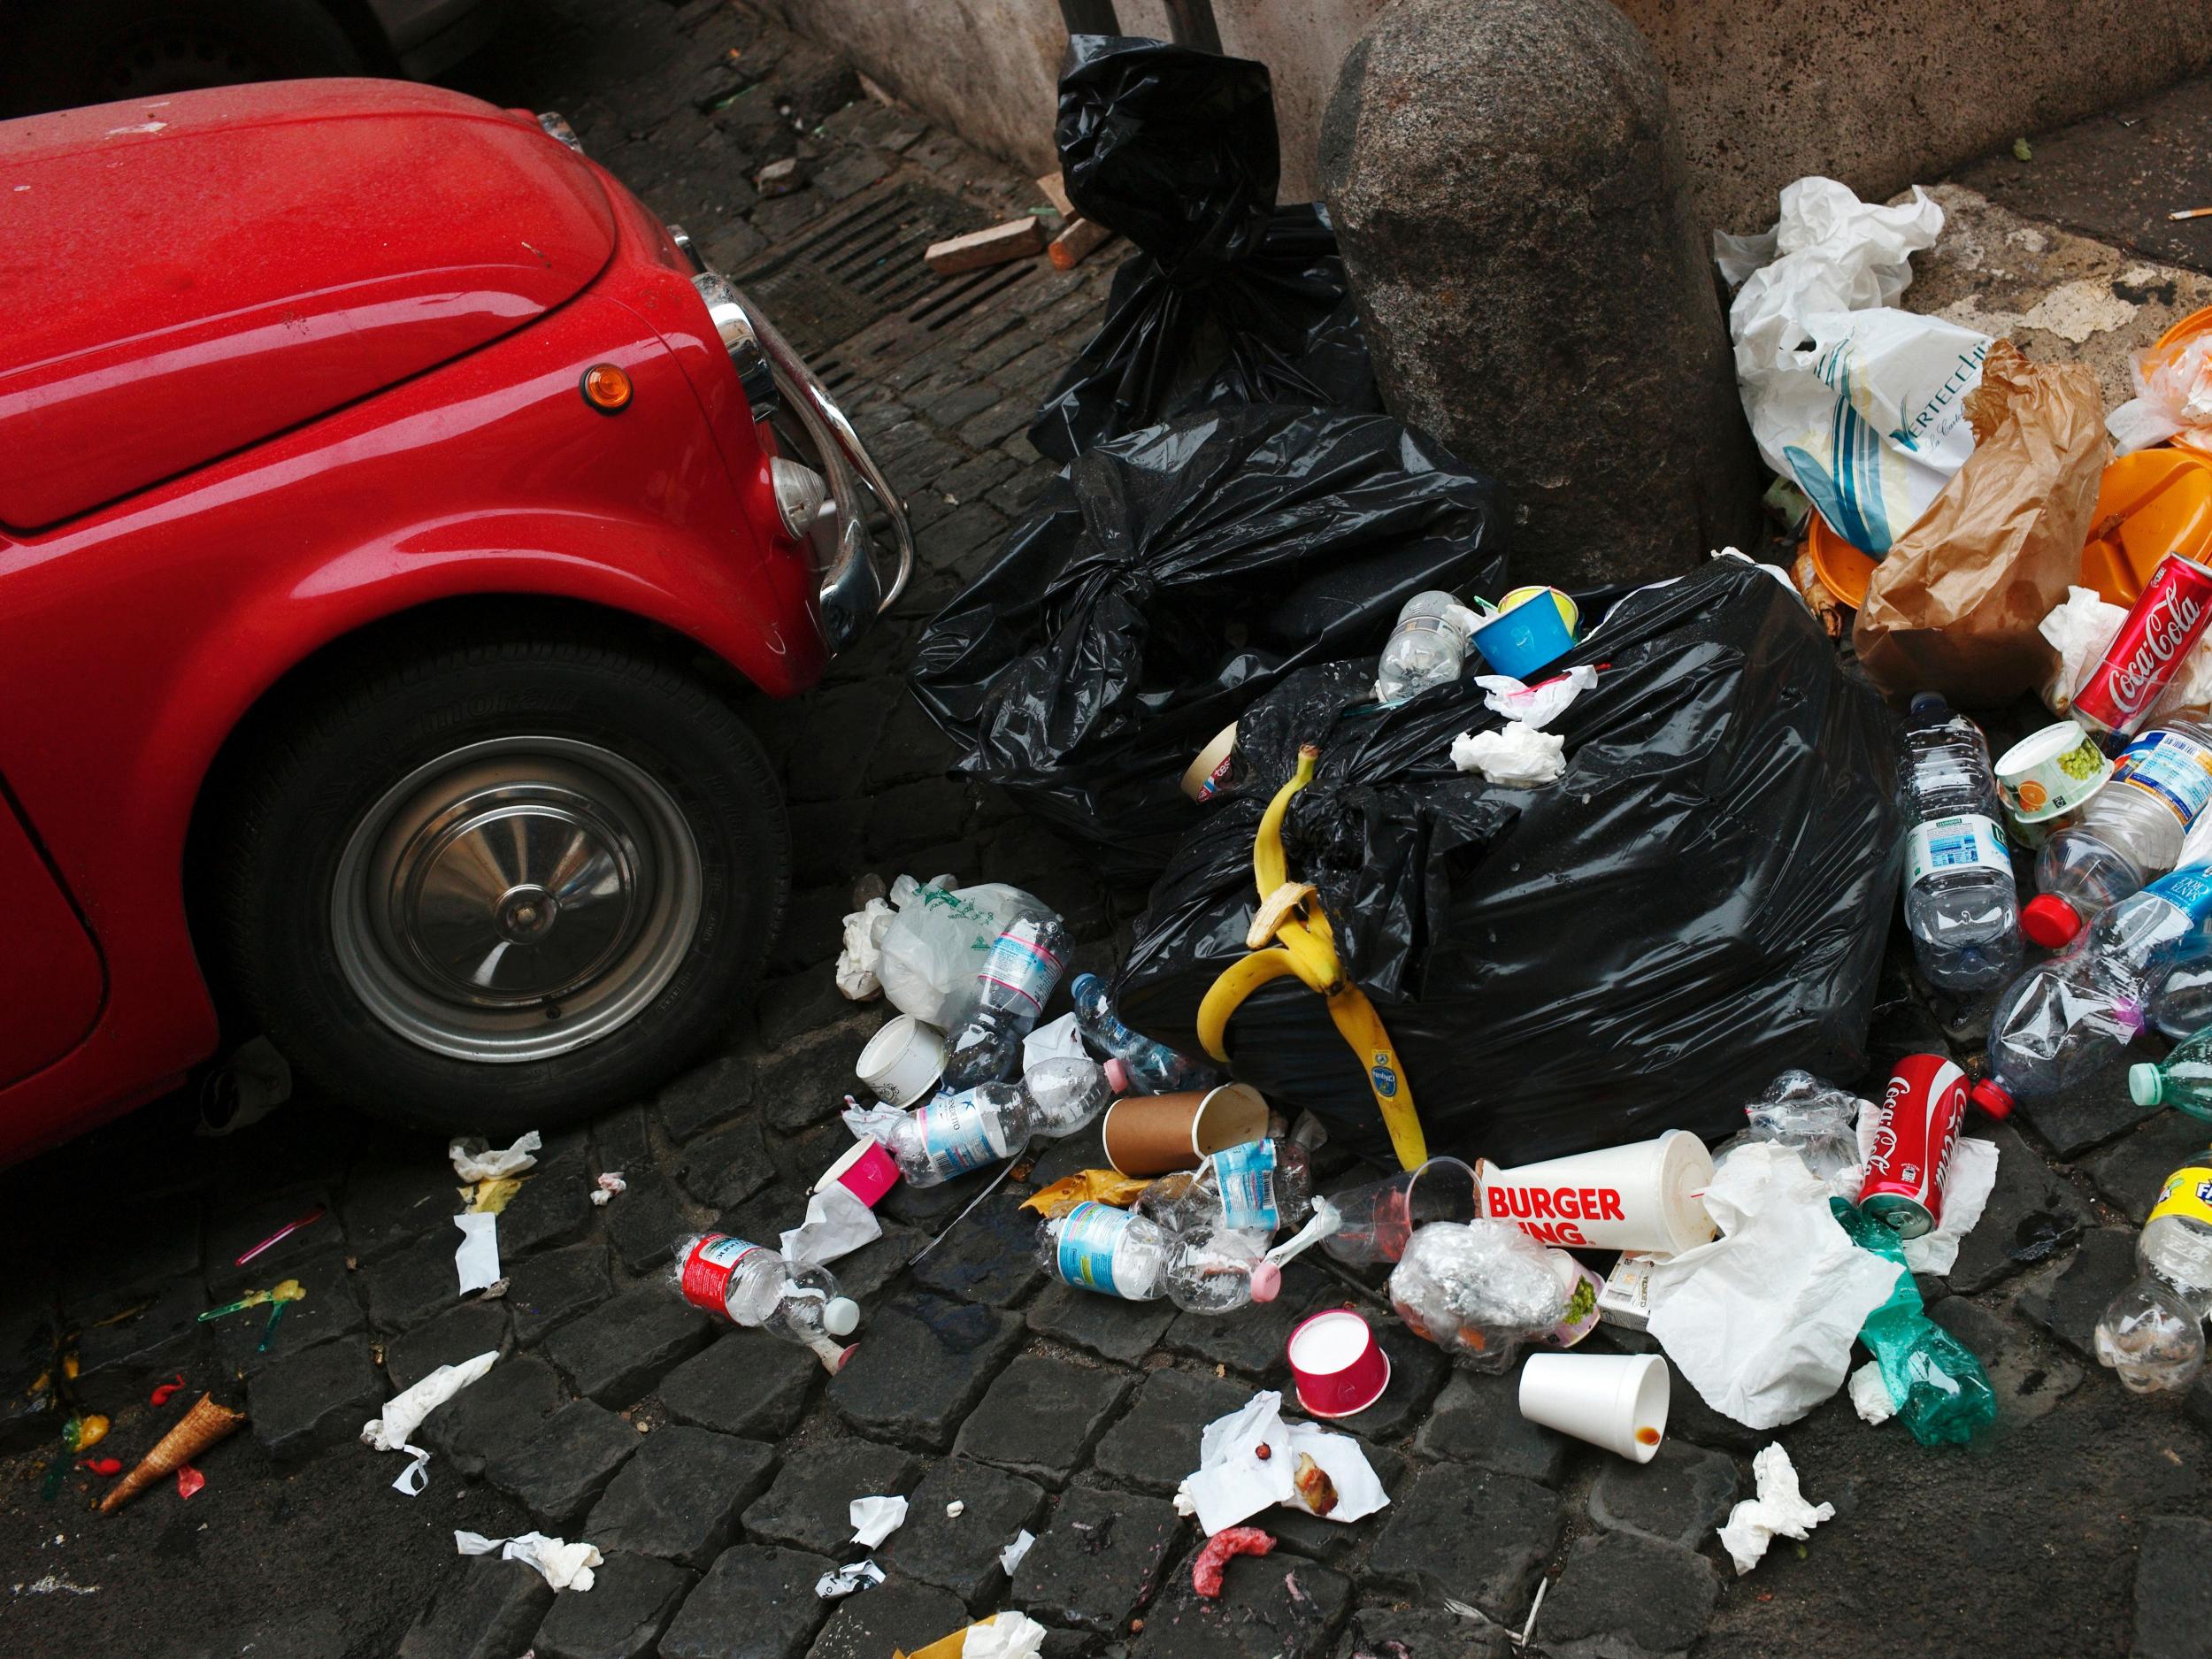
[4,5,2212,1658]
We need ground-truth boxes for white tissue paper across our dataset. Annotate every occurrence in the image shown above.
[1473,665,1599,732]
[2109,333,2212,454]
[364,1349,498,1492]
[998,1529,1036,1575]
[837,897,894,1001]
[1450,722,1566,787]
[1644,1143,1903,1429]
[1716,1444,1836,1575]
[964,1611,1050,1659]
[1848,1361,1898,1425]
[1021,1010,1086,1071]
[781,1184,884,1267]
[1827,1105,1999,1276]
[2039,585,2212,724]
[590,1171,626,1207]
[815,1560,885,1599]
[849,1494,908,1548]
[1176,1391,1390,1536]
[452,1212,502,1295]
[455,1530,602,1591]
[449,1131,541,1182]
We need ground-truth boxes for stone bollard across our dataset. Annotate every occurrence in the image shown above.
[1319,0,1762,590]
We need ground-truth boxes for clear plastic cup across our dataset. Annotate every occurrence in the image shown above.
[1320,1156,1481,1265]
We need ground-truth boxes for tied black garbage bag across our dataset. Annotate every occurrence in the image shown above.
[1027,36,1379,464]
[1116,560,1903,1168]
[909,405,1507,879]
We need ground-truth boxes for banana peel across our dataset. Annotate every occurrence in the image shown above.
[1198,745,1428,1171]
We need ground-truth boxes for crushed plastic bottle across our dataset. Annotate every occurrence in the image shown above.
[847,1084,1037,1187]
[1070,972,1217,1094]
[672,1233,860,1372]
[1374,591,1486,704]
[1037,1202,1171,1301]
[2023,718,2212,948]
[1831,1200,1998,1444]
[1022,1055,1119,1138]
[941,911,1072,1089]
[2149,954,2212,1041]
[1160,1220,1279,1313]
[1724,1071,1866,1184]
[2095,1159,2212,1393]
[1897,695,2022,992]
[1386,1219,1576,1373]
[1138,1138,1317,1236]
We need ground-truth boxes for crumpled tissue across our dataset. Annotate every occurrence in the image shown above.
[816,1559,885,1599]
[2109,332,2212,454]
[453,1212,502,1295]
[455,1529,601,1591]
[1473,665,1598,731]
[1833,1104,1998,1276]
[1174,1391,1389,1535]
[837,897,894,1001]
[849,1494,909,1548]
[964,1611,1049,1659]
[782,1184,883,1266]
[363,1349,498,1494]
[1450,722,1565,787]
[449,1131,540,1182]
[1645,1142,1902,1429]
[1022,1010,1085,1071]
[1715,1444,1835,1575]
[1848,1360,1898,1425]
[590,1171,626,1206]
[2040,585,2212,725]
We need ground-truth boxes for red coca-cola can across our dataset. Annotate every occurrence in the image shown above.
[2071,554,2212,749]
[1859,1054,1969,1238]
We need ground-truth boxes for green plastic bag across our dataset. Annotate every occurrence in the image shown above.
[1832,1198,1999,1446]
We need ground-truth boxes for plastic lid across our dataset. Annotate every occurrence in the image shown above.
[823,1297,861,1337]
[1249,1260,1281,1303]
[1969,1079,2014,1120]
[2021,894,2083,948]
[1103,1057,1129,1094]
[2131,1063,2166,1107]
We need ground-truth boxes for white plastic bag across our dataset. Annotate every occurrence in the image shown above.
[874,875,1029,1026]
[2109,334,2212,455]
[836,897,894,1001]
[1721,177,1990,555]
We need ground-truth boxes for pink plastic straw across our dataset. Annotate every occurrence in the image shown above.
[234,1204,325,1266]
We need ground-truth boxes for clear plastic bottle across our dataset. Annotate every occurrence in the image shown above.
[2024,718,2212,948]
[672,1233,861,1372]
[1896,695,2021,992]
[941,911,1071,1089]
[1161,1221,1280,1313]
[866,1084,1037,1187]
[2094,1159,2212,1393]
[1375,591,1486,704]
[1973,868,2212,1117]
[1070,972,1216,1094]
[2150,954,2212,1041]
[1022,1055,1118,1139]
[1139,1138,1317,1236]
[2127,1025,2212,1120]
[1037,1201,1171,1300]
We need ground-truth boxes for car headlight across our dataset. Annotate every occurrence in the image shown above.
[689,272,780,419]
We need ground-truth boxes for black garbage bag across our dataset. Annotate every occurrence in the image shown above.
[1115,560,1903,1167]
[909,405,1508,879]
[1027,35,1379,464]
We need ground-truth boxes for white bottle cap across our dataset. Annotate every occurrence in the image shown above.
[823,1296,861,1338]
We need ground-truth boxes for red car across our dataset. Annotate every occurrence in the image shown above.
[0,80,910,1162]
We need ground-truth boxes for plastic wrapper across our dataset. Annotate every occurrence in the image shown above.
[1116,560,1901,1164]
[875,876,1033,1027]
[1831,1198,1998,1444]
[1386,1220,1571,1372]
[910,407,1506,878]
[2108,332,2212,455]
[1726,1071,1865,1184]
[1027,36,1378,463]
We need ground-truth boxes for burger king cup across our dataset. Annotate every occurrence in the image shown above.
[1475,1129,1717,1255]
[1517,1352,1671,1463]
[856,1013,945,1107]
[1286,1307,1391,1418]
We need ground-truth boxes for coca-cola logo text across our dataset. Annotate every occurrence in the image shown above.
[2109,586,2206,713]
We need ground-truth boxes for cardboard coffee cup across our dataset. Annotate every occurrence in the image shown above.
[1518,1352,1671,1463]
[1475,1129,1716,1255]
[1101,1083,1268,1177]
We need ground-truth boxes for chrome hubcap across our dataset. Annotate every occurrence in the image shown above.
[333,737,702,1064]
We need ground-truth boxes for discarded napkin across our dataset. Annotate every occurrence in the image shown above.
[1645,1143,1902,1429]
[455,1529,601,1591]
[1175,1391,1389,1535]
[837,897,894,1001]
[362,1348,498,1483]
[1848,1360,1898,1425]
[453,1212,502,1295]
[590,1171,626,1206]
[964,1611,1048,1659]
[1022,1010,1086,1071]
[849,1494,909,1548]
[1716,1444,1835,1574]
[1473,665,1598,731]
[1450,722,1565,787]
[782,1184,884,1266]
[449,1132,541,1182]
[998,1528,1035,1575]
[817,1559,885,1599]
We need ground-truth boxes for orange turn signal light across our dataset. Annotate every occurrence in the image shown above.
[580,363,633,413]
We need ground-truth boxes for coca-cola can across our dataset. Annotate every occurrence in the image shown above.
[2072,554,2212,749]
[1859,1054,1969,1238]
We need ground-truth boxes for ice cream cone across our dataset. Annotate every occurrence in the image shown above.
[99,1394,246,1515]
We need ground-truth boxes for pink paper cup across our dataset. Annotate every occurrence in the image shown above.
[816,1137,900,1208]
[1286,1307,1391,1419]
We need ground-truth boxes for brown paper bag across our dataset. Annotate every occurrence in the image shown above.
[1854,341,2110,706]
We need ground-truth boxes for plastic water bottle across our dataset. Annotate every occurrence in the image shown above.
[1037,1202,1171,1300]
[2095,1159,2212,1393]
[1973,869,2212,1117]
[1897,695,2021,992]
[1161,1221,1281,1313]
[1375,591,1486,704]
[1022,1055,1118,1138]
[1070,972,1215,1094]
[2024,718,2212,948]
[941,912,1071,1089]
[869,1084,1038,1187]
[1139,1138,1317,1236]
[672,1234,861,1372]
[2149,956,2212,1041]
[2126,1025,2212,1120]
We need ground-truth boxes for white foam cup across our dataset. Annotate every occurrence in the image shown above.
[856,1014,946,1107]
[1476,1129,1716,1254]
[1517,1352,1671,1462]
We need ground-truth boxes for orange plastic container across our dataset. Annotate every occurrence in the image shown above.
[1803,511,1878,610]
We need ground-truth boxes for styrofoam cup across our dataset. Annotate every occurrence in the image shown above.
[1476,1129,1716,1255]
[856,1013,945,1107]
[1517,1352,1671,1462]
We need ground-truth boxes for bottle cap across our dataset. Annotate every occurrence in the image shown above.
[1969,1079,2015,1120]
[1103,1057,1129,1094]
[1249,1260,1282,1303]
[823,1296,860,1337]
[2020,894,2083,948]
[2130,1063,2166,1107]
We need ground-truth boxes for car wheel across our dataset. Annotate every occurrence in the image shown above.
[216,631,789,1136]
[0,0,371,119]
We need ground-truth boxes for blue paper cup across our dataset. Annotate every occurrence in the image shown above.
[1471,591,1577,678]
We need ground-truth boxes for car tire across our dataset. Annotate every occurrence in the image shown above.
[215,630,789,1137]
[0,0,371,119]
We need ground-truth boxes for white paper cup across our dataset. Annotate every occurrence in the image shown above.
[1476,1129,1716,1255]
[1517,1352,1671,1462]
[856,1014,946,1107]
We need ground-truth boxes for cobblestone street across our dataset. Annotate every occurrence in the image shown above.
[4,4,2212,1658]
